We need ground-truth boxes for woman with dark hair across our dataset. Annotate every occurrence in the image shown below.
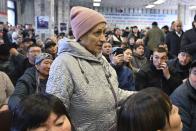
[11,93,73,131]
[131,43,147,72]
[123,47,138,74]
[118,87,182,131]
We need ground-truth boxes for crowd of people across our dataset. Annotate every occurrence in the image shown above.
[0,5,196,131]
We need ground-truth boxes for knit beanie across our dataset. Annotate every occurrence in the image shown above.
[35,53,53,65]
[70,6,106,41]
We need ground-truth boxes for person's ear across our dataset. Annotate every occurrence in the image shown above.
[35,64,39,71]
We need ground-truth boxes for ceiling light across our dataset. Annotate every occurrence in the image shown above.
[145,4,155,8]
[93,2,100,7]
[93,0,101,2]
[189,6,196,10]
[153,0,166,5]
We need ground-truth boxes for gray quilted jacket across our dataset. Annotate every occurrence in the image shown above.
[46,38,135,131]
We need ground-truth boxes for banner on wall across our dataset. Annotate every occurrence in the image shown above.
[0,12,7,23]
[103,13,177,29]
[35,16,49,33]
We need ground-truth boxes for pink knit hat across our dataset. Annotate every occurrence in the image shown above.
[70,6,106,41]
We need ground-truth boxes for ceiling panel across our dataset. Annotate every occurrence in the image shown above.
[70,0,196,10]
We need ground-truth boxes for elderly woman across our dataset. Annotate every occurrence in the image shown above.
[46,6,135,131]
[8,53,53,112]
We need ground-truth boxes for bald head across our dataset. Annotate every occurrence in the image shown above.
[174,20,182,33]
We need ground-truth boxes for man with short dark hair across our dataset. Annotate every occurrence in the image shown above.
[135,47,181,95]
[145,21,165,52]
[171,60,196,131]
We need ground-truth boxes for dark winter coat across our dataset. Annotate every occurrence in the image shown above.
[111,64,135,91]
[181,27,196,60]
[171,80,196,131]
[135,62,181,95]
[168,58,191,82]
[165,31,183,56]
[8,67,47,112]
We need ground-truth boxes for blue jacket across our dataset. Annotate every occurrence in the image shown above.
[170,80,196,131]
[111,64,135,91]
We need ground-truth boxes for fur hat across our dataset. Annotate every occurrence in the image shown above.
[70,6,106,41]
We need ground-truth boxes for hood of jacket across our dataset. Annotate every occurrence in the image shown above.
[58,38,102,63]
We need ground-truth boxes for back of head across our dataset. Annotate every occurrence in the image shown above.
[118,87,172,131]
[11,93,70,131]
[152,21,158,27]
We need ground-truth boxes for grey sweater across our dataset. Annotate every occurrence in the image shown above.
[46,38,135,131]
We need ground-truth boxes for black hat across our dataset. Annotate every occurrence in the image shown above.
[179,48,191,56]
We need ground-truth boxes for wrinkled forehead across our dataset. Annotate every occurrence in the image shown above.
[90,22,106,32]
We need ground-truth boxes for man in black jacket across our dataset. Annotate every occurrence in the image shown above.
[171,60,196,131]
[135,47,181,95]
[181,15,196,60]
[165,20,183,57]
[168,49,192,83]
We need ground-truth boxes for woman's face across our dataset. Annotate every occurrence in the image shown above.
[80,22,106,56]
[135,45,144,56]
[124,49,132,62]
[162,105,182,131]
[28,112,71,131]
[102,42,112,55]
[36,59,53,77]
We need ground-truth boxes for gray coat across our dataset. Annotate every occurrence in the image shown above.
[46,38,135,131]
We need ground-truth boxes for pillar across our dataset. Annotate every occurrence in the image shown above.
[177,4,192,29]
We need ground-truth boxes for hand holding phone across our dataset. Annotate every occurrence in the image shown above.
[159,62,170,79]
